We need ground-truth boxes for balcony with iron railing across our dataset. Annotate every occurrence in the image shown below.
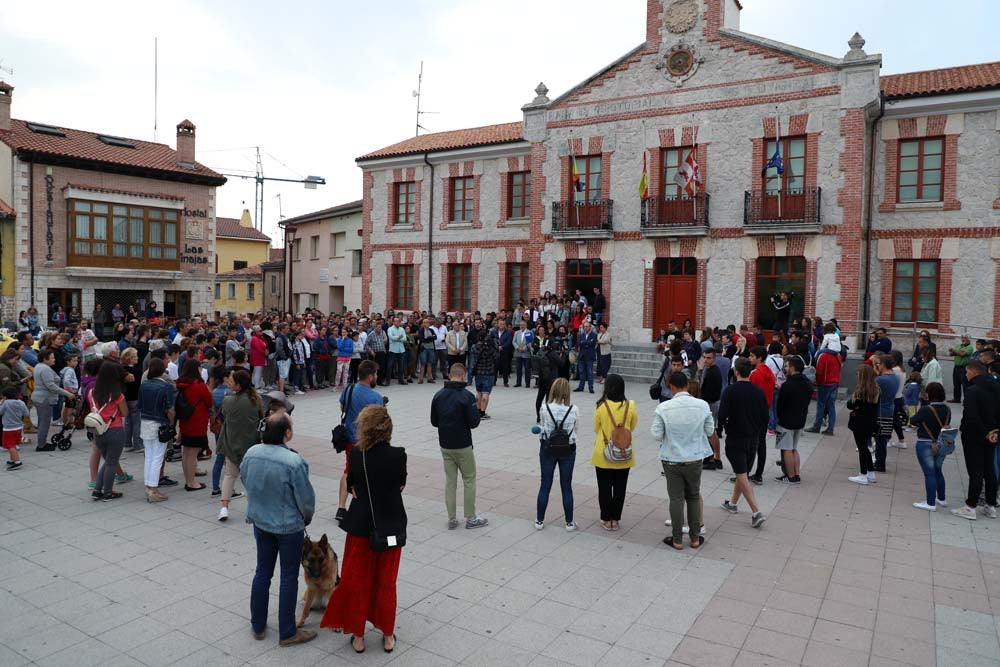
[640,193,709,237]
[743,187,822,234]
[550,199,614,238]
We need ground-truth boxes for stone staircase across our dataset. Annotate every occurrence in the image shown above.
[607,343,664,388]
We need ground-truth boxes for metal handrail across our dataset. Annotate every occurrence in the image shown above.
[813,318,995,353]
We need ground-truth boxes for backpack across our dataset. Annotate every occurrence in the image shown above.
[767,356,786,388]
[928,403,958,457]
[543,404,574,458]
[331,384,355,453]
[174,389,195,421]
[601,401,633,463]
[84,396,114,435]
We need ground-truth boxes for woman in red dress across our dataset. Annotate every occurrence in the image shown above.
[321,404,406,654]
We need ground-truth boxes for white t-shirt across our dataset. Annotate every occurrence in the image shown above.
[541,403,579,444]
[167,360,179,382]
[820,333,841,352]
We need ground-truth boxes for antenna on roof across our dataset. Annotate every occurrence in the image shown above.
[412,61,438,136]
[153,37,158,142]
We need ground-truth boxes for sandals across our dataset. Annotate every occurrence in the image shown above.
[351,635,365,653]
[662,536,684,550]
[184,483,206,492]
[383,635,395,653]
[600,521,613,531]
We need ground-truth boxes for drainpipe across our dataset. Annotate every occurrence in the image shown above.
[861,92,885,333]
[423,152,435,312]
[28,160,34,308]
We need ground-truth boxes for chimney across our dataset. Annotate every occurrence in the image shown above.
[0,82,12,132]
[239,208,253,228]
[176,119,196,163]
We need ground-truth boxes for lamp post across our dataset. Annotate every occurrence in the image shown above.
[282,222,297,314]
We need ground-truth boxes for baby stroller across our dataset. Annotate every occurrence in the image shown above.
[50,396,83,451]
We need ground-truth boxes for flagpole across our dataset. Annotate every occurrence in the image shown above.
[692,126,698,222]
[774,110,781,219]
[568,137,580,229]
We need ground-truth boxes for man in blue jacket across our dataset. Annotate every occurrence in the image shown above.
[240,411,316,647]
[574,320,598,393]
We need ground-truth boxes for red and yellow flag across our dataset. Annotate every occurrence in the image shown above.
[638,151,649,200]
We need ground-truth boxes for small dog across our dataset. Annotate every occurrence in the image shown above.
[297,533,340,628]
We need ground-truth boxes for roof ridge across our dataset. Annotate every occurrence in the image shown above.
[881,60,1000,79]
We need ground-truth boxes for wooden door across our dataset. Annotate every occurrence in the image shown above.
[653,275,696,336]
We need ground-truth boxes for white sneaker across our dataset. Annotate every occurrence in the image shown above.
[664,517,671,526]
[534,521,544,530]
[294,390,305,396]
[913,502,936,512]
[936,499,949,508]
[700,525,707,536]
[896,440,908,449]
[983,506,997,519]
[867,472,877,483]
[217,507,229,522]
[565,522,577,532]
[849,475,869,485]
[951,506,977,520]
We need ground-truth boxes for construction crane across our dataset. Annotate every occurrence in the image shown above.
[219,147,325,231]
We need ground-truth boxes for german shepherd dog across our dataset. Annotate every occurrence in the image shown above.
[297,533,340,628]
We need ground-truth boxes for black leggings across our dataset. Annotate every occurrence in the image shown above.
[853,429,874,474]
[535,380,551,420]
[595,467,630,521]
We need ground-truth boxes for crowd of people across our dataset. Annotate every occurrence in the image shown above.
[4,292,1000,652]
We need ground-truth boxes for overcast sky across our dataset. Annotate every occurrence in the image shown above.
[2,0,997,242]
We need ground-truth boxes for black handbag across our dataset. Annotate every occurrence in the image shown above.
[362,449,405,552]
[157,422,176,443]
[331,384,355,453]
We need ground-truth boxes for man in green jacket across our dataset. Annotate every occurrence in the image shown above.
[948,334,975,403]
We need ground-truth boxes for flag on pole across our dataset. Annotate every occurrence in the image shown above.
[761,118,783,177]
[572,157,585,193]
[638,151,649,200]
[675,145,703,196]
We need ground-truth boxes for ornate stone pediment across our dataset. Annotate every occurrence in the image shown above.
[664,0,698,34]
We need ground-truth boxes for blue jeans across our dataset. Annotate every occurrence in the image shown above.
[212,452,225,491]
[537,445,575,523]
[768,389,778,431]
[813,385,837,432]
[251,526,304,641]
[575,358,593,390]
[915,439,946,506]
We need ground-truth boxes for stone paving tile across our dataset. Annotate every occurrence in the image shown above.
[5,385,1000,666]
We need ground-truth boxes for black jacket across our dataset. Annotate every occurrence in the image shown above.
[846,396,879,435]
[343,442,407,539]
[777,373,812,430]
[717,381,768,440]
[430,381,481,449]
[701,364,723,404]
[961,374,1000,442]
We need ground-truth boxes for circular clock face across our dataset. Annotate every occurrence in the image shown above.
[667,49,693,76]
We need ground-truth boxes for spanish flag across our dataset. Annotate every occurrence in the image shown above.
[638,151,649,200]
[572,157,584,192]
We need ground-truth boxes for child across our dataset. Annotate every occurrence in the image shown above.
[60,353,80,425]
[291,330,307,395]
[1,386,29,470]
[817,322,842,356]
[903,371,922,428]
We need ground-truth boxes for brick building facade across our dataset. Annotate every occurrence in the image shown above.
[357,0,1000,342]
[0,83,225,324]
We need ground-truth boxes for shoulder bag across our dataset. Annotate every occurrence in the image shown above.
[602,401,633,463]
[362,448,406,551]
[928,404,957,457]
[331,384,355,453]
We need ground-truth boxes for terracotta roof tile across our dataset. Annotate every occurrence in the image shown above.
[358,122,523,160]
[269,248,285,261]
[0,118,226,183]
[282,199,362,226]
[0,197,14,218]
[217,264,263,278]
[216,217,271,241]
[882,61,1000,99]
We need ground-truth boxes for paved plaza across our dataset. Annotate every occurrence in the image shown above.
[2,379,1000,666]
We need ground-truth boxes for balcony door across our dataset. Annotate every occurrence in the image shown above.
[762,136,806,220]
[565,259,602,301]
[755,256,805,331]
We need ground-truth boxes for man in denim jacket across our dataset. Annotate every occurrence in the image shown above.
[240,412,316,646]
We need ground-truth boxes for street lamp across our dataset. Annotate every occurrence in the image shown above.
[282,222,297,314]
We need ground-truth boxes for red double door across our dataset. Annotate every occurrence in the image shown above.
[653,257,697,336]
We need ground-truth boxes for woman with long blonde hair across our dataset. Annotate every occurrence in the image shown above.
[535,378,579,531]
[847,364,881,485]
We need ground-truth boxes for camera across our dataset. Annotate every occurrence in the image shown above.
[382,396,390,406]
